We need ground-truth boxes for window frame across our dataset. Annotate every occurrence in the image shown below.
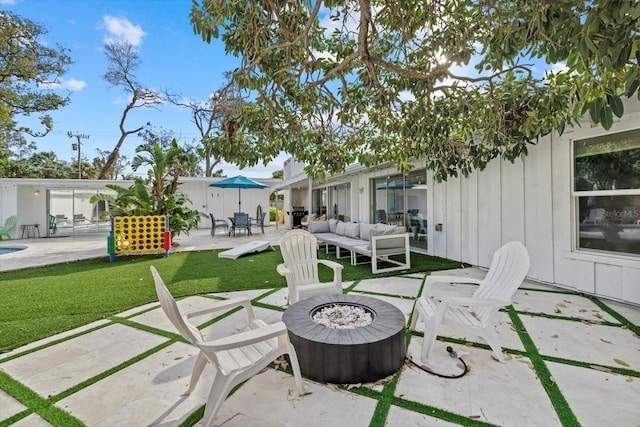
[571,129,640,258]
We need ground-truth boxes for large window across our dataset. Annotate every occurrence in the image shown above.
[371,169,428,251]
[574,129,640,255]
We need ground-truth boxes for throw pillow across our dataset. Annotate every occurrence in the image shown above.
[308,220,329,233]
[359,223,375,241]
[344,222,360,238]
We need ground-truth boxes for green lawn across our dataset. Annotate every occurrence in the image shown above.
[0,248,463,352]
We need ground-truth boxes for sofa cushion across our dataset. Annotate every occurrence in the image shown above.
[344,222,360,238]
[329,218,339,233]
[368,228,406,250]
[375,223,395,233]
[335,221,347,236]
[308,220,329,233]
[359,223,376,241]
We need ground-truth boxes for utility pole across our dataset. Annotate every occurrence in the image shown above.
[67,131,89,179]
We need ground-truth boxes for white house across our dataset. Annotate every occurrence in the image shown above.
[276,98,640,306]
[0,177,276,238]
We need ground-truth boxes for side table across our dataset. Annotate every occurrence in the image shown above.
[21,224,40,238]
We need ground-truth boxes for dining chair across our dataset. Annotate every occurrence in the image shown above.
[232,212,250,236]
[255,211,267,234]
[417,216,427,241]
[209,213,229,237]
[405,212,418,240]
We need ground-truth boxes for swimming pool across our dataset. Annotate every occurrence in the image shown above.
[0,246,26,255]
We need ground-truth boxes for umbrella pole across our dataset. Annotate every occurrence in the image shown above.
[238,187,241,213]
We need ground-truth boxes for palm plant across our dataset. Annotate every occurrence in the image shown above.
[91,141,203,237]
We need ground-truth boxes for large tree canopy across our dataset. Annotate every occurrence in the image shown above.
[190,0,640,181]
[0,11,71,145]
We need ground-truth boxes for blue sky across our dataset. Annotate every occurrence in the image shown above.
[3,0,288,178]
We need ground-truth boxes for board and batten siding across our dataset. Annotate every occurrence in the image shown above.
[427,99,640,305]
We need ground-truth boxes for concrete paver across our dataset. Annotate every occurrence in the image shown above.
[1,228,639,426]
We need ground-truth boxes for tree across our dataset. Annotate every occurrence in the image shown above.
[92,141,203,238]
[137,126,203,176]
[5,150,73,178]
[0,11,71,143]
[165,76,245,176]
[99,41,162,179]
[93,149,130,180]
[190,0,640,181]
[131,140,183,201]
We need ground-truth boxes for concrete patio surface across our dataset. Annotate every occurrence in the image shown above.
[1,228,639,426]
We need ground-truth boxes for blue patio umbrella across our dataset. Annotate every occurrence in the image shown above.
[376,181,414,190]
[209,175,268,213]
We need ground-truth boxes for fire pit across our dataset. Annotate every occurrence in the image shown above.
[282,294,406,384]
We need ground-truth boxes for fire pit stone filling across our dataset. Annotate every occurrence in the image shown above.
[282,294,406,384]
[311,303,374,329]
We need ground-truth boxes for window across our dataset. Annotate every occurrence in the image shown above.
[574,129,640,255]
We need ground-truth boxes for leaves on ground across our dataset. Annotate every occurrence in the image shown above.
[613,358,630,367]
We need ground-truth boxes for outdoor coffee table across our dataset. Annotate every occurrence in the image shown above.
[282,294,406,384]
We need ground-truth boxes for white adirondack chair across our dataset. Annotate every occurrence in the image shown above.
[410,241,530,363]
[150,266,306,427]
[277,229,344,304]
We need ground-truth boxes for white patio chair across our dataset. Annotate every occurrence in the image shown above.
[410,241,530,363]
[150,266,306,427]
[277,229,344,304]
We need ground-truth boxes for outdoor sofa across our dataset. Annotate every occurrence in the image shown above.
[308,219,411,274]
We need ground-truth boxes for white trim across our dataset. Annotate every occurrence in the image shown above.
[564,250,640,268]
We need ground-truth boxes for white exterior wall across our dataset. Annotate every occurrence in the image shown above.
[427,99,640,305]
[0,178,275,235]
[178,180,273,227]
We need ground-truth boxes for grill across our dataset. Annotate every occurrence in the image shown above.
[290,207,308,229]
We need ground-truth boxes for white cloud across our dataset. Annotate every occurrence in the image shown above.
[39,78,87,91]
[398,90,415,102]
[0,0,18,4]
[550,62,569,74]
[103,15,146,46]
[64,78,87,91]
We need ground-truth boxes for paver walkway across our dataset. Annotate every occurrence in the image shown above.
[1,230,639,426]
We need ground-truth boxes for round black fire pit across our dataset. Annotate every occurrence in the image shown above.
[282,294,406,384]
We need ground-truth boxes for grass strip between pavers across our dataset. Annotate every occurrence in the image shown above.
[506,306,580,427]
[0,321,114,364]
[50,339,175,403]
[367,365,400,426]
[109,316,187,343]
[0,370,85,427]
[0,299,253,427]
[590,297,640,336]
